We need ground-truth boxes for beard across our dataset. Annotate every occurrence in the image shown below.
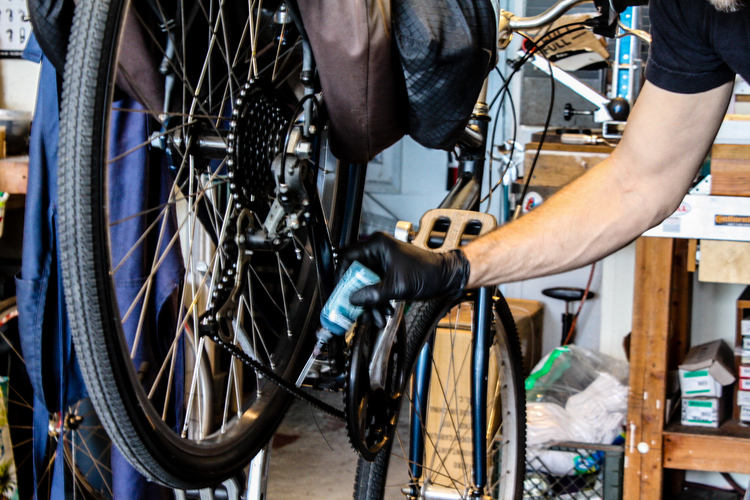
[708,0,744,12]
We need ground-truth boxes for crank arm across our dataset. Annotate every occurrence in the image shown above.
[368,300,405,391]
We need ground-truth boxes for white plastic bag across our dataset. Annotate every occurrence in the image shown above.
[525,345,628,475]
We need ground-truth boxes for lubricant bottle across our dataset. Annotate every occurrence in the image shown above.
[297,261,379,384]
[319,260,380,335]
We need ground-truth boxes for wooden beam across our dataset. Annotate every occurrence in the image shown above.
[624,237,691,500]
[664,425,750,474]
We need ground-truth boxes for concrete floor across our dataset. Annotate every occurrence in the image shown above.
[267,392,358,500]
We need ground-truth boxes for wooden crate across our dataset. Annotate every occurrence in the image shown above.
[523,142,612,189]
[710,144,750,196]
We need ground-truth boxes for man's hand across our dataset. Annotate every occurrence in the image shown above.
[338,232,471,327]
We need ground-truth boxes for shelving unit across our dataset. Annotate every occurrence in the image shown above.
[734,288,750,420]
[623,237,750,500]
[663,421,750,474]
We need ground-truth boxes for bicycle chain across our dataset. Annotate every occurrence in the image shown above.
[198,80,346,423]
[200,325,345,421]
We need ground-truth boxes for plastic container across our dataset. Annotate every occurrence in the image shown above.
[0,192,9,238]
[320,260,380,335]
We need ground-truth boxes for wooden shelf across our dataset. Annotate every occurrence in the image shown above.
[0,156,28,194]
[663,419,750,474]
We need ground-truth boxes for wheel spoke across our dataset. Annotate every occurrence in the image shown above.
[275,253,293,336]
[120,156,225,326]
[182,335,207,439]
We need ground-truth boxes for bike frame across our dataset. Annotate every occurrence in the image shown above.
[301,0,636,495]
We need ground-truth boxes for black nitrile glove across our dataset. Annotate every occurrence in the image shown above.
[338,232,471,328]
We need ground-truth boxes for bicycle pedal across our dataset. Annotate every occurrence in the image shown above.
[411,209,497,252]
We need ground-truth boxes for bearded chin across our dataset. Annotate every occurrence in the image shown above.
[709,0,744,12]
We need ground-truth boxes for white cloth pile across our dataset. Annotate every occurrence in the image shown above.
[527,372,628,475]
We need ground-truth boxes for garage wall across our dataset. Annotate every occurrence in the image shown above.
[0,59,39,112]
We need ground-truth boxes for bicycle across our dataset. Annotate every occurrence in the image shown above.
[0,297,115,499]
[55,0,642,496]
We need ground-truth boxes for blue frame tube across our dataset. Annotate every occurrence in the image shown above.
[471,287,493,493]
[409,335,435,481]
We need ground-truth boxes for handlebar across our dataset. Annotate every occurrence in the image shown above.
[498,0,648,47]
[506,0,592,31]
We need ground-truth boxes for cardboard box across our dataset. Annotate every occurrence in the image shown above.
[740,379,750,391]
[678,340,736,398]
[679,370,723,397]
[740,405,750,423]
[738,390,750,406]
[682,398,723,428]
[507,298,544,376]
[740,365,750,379]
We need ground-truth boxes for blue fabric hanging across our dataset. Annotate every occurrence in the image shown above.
[17,34,87,498]
[17,32,180,499]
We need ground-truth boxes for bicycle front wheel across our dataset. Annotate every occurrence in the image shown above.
[59,0,333,489]
[353,294,526,500]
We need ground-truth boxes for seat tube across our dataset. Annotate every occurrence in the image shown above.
[471,286,494,494]
[339,163,368,248]
[409,334,436,482]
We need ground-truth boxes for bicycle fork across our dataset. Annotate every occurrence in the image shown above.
[404,79,497,500]
[407,288,495,500]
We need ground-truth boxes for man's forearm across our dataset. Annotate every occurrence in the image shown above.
[463,155,681,288]
[461,81,733,290]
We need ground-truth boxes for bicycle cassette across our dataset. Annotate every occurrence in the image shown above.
[345,317,406,461]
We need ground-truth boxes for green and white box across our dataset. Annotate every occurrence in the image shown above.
[679,370,723,397]
[681,398,722,428]
[678,340,736,398]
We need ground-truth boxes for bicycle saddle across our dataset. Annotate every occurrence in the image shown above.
[542,287,595,303]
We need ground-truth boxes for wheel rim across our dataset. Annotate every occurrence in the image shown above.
[378,301,523,499]
[66,0,323,483]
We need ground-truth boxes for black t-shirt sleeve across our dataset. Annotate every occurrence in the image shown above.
[646,0,735,93]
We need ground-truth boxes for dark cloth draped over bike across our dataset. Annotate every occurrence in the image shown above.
[17,32,179,500]
[393,0,497,150]
[296,0,408,164]
[296,0,497,162]
[27,0,72,75]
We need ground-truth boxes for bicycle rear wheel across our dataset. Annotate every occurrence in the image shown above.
[353,293,526,500]
[59,0,334,488]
